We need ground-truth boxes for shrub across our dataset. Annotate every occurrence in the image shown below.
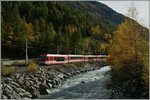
[1,64,16,76]
[26,62,39,73]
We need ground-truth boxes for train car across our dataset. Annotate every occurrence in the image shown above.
[38,54,107,65]
[38,54,68,65]
[68,55,85,63]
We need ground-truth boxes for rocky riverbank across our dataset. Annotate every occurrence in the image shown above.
[1,62,105,99]
[108,71,149,99]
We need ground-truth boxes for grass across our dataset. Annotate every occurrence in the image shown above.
[26,62,39,73]
[1,64,16,76]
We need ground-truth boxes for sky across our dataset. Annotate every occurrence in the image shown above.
[98,1,149,28]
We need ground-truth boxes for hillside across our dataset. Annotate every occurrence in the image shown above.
[62,1,125,25]
[1,1,148,59]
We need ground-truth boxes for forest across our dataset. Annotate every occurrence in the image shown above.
[1,1,116,59]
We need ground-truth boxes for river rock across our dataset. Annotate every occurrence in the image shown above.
[29,74,35,79]
[4,78,13,84]
[57,73,64,79]
[24,80,30,87]
[16,88,26,93]
[1,95,8,99]
[81,81,85,83]
[26,86,39,98]
[24,91,32,98]
[47,83,53,88]
[10,81,20,87]
[28,80,34,84]
[8,83,17,90]
[52,85,58,88]
[17,76,24,85]
[3,86,13,96]
[12,91,21,99]
[52,78,61,85]
[39,83,49,94]
[52,79,57,85]
[76,70,80,74]
[32,91,40,98]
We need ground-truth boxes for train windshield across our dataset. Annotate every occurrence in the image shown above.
[39,55,48,61]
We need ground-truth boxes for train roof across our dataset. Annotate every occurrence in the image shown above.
[40,54,107,57]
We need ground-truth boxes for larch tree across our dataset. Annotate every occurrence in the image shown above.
[108,3,149,95]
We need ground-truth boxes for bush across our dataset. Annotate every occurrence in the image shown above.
[1,64,16,76]
[26,62,39,73]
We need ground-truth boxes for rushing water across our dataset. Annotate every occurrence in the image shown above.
[39,66,112,99]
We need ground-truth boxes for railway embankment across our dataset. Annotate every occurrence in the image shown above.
[1,61,106,99]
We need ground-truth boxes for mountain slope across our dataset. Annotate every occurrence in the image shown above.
[62,1,125,25]
[1,1,148,59]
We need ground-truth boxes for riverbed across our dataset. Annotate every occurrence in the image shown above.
[39,66,111,99]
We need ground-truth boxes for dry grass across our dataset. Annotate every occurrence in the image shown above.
[1,65,16,76]
[26,62,39,73]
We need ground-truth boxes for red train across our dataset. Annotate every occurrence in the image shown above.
[38,54,107,65]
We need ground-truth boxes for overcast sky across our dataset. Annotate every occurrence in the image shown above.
[98,1,149,28]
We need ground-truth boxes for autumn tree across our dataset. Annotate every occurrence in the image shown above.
[108,3,149,97]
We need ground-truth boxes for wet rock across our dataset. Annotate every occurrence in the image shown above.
[57,73,64,79]
[39,83,49,94]
[81,81,85,83]
[52,79,57,85]
[23,97,31,100]
[24,91,32,98]
[52,78,61,85]
[47,83,53,88]
[52,85,58,88]
[26,86,39,98]
[67,73,72,77]
[76,70,80,74]
[32,91,40,98]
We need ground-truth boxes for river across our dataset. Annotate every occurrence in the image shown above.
[39,66,112,99]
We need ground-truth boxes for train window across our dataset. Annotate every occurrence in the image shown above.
[54,57,65,61]
[88,57,96,59]
[70,57,83,59]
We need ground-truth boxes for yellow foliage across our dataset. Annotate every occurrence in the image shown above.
[26,62,39,73]
[106,55,113,64]
[109,18,149,87]
[99,43,108,53]
[1,65,16,76]
[90,25,100,36]
[65,24,77,33]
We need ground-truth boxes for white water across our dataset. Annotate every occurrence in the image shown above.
[47,66,111,94]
